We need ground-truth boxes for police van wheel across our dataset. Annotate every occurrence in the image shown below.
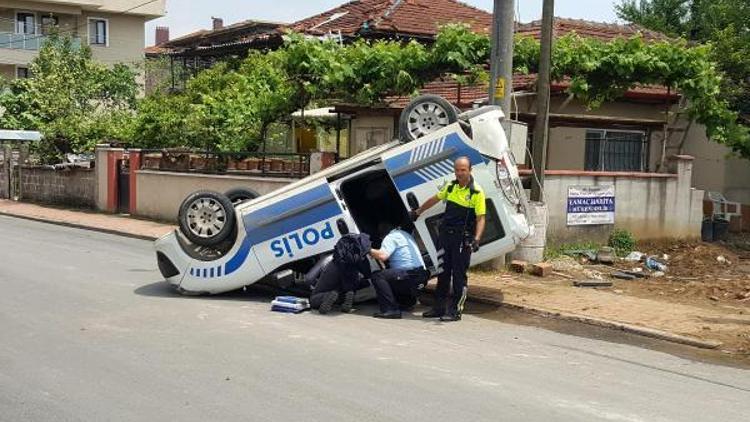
[178,190,236,247]
[399,94,458,142]
[225,187,260,207]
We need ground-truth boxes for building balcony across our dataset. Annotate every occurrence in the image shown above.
[0,32,80,51]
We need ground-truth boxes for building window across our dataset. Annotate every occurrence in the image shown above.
[585,129,646,172]
[88,18,108,46]
[16,12,36,35]
[41,15,58,35]
[16,67,30,79]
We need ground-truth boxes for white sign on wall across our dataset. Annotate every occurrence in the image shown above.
[567,185,616,226]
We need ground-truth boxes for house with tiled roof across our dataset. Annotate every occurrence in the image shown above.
[144,17,284,92]
[328,15,750,212]
[289,0,492,40]
[145,0,493,91]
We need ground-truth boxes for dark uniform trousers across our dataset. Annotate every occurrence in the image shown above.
[371,268,428,313]
[309,261,368,309]
[435,227,472,316]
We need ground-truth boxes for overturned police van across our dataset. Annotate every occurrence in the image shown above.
[154,95,532,295]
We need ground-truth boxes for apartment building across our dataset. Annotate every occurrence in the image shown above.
[0,0,165,79]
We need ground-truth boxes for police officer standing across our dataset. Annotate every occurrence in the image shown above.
[411,157,486,322]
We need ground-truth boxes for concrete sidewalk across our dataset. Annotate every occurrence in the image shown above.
[0,199,739,353]
[0,200,175,241]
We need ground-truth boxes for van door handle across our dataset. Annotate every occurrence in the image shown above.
[406,192,420,210]
[336,219,349,235]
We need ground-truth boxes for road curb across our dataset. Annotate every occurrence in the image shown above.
[468,294,723,350]
[0,211,160,242]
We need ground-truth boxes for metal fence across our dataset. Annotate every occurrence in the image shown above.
[136,150,312,178]
[0,32,81,50]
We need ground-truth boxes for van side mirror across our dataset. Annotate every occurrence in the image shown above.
[406,192,420,210]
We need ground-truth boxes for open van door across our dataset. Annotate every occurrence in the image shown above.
[380,126,488,274]
[381,123,532,273]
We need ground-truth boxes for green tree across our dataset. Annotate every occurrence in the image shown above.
[616,0,750,117]
[132,25,748,158]
[131,52,297,152]
[0,34,138,162]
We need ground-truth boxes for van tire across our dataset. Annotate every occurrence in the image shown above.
[178,190,236,247]
[399,94,458,142]
[225,187,260,206]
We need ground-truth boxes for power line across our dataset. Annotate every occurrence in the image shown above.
[0,0,161,48]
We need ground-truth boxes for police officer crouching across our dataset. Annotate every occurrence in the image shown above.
[411,157,486,322]
[369,222,428,319]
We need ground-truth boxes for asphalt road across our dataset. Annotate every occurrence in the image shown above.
[1,215,749,422]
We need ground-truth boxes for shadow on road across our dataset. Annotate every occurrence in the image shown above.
[134,281,502,324]
[134,281,272,303]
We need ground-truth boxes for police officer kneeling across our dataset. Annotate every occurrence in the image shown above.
[369,222,428,319]
[411,156,486,322]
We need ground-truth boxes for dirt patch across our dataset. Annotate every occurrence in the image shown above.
[467,235,750,361]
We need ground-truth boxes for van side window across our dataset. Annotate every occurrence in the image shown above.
[424,200,505,250]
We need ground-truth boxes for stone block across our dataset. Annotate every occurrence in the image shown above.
[509,260,527,273]
[530,263,552,277]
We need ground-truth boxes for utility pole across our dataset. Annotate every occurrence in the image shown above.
[488,0,515,122]
[530,0,554,202]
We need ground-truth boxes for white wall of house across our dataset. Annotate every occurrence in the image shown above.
[547,127,587,170]
[349,115,395,156]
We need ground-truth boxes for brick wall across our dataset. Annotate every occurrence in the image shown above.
[19,166,96,208]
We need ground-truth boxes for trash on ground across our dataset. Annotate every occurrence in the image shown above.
[717,255,732,265]
[596,247,615,265]
[549,255,584,272]
[624,251,645,262]
[574,279,613,288]
[552,271,575,280]
[564,249,598,263]
[645,256,668,272]
[612,271,637,280]
[583,269,604,280]
[652,271,666,278]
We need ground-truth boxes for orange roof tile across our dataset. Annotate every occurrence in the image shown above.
[289,0,492,38]
[516,17,668,42]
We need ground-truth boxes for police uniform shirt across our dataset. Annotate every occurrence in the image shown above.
[436,181,486,228]
[380,229,426,270]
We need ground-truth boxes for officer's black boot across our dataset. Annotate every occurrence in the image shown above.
[440,286,467,322]
[422,299,445,318]
[340,290,355,313]
[439,313,461,322]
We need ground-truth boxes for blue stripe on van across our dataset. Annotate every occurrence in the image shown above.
[387,132,484,191]
[221,183,341,276]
